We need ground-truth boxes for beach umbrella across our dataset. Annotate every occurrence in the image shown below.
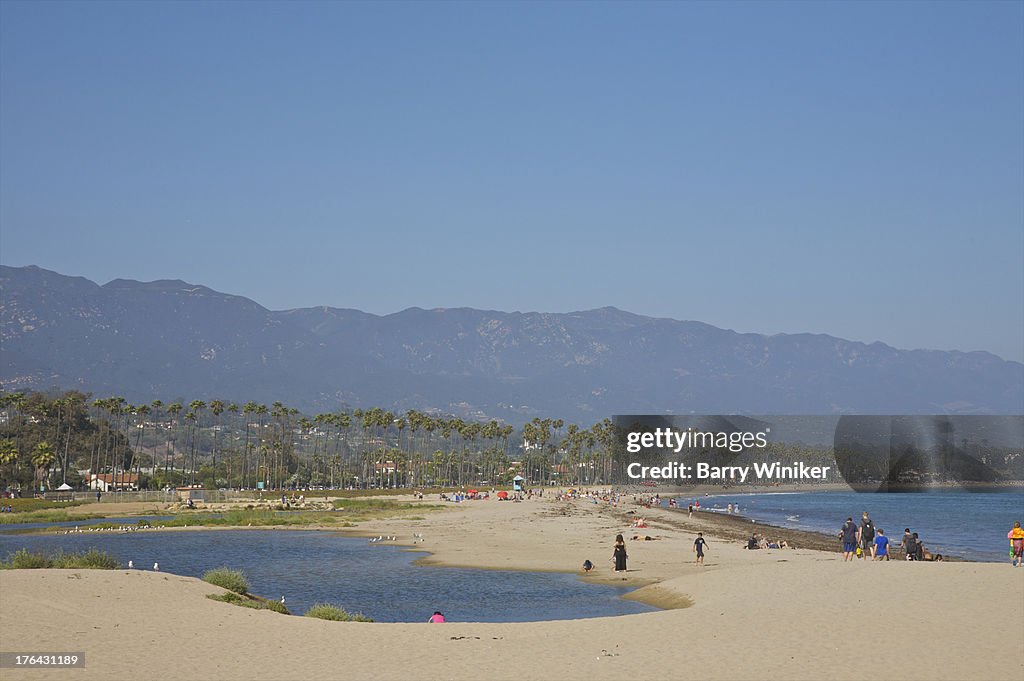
[468,489,478,495]
[56,483,73,491]
[497,491,509,499]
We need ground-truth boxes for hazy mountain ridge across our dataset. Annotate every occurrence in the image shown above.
[1,265,1021,423]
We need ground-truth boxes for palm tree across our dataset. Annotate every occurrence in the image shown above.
[166,402,183,481]
[210,400,225,485]
[31,441,56,492]
[0,439,18,489]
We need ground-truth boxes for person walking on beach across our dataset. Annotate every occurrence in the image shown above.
[873,528,889,561]
[901,528,916,560]
[840,517,858,561]
[1008,521,1024,567]
[613,534,628,572]
[694,532,709,565]
[858,512,876,560]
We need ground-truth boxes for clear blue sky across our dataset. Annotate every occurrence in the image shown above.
[1,1,1021,362]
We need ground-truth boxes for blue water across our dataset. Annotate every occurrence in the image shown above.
[0,530,656,622]
[673,489,1024,562]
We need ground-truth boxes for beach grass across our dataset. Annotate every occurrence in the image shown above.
[0,509,105,525]
[332,498,441,520]
[206,591,291,614]
[2,498,86,512]
[202,567,250,594]
[81,509,354,530]
[304,603,374,622]
[0,548,120,569]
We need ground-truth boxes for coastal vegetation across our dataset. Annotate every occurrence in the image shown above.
[2,390,1020,494]
[304,603,374,622]
[0,548,120,569]
[206,591,291,614]
[0,509,104,525]
[202,567,250,594]
[201,566,289,613]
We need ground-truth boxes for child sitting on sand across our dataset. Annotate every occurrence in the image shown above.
[582,559,594,573]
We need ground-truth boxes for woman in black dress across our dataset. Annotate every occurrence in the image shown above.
[612,533,627,572]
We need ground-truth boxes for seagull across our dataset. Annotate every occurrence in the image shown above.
[128,560,134,569]
[153,562,160,571]
[280,596,286,605]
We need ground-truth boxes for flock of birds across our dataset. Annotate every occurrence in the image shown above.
[62,525,164,534]
[126,560,159,570]
[369,533,425,544]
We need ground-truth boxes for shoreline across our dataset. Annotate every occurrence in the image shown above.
[0,491,985,580]
[0,490,996,566]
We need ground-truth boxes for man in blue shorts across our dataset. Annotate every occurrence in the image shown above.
[839,517,858,561]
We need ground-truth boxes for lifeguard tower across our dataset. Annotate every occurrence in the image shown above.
[512,475,525,492]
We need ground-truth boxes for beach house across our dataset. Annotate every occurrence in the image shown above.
[87,472,139,492]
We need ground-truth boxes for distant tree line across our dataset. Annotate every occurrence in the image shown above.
[3,390,1020,493]
[0,391,621,492]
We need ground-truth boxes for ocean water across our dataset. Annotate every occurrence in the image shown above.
[674,489,1024,562]
[0,529,656,622]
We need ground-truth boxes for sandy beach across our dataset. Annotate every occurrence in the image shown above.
[2,494,1022,681]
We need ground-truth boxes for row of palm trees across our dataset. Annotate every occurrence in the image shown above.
[0,391,625,492]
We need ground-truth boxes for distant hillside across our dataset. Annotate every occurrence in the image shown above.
[1,265,1021,424]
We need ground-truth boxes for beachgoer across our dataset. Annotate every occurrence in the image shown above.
[613,534,628,572]
[688,504,693,517]
[859,512,876,560]
[582,559,594,573]
[96,491,101,503]
[840,517,858,561]
[873,528,889,561]
[910,532,924,561]
[428,611,445,623]
[694,532,708,565]
[746,534,758,550]
[901,528,915,560]
[1009,521,1024,567]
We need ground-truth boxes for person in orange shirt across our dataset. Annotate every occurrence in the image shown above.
[1008,521,1024,567]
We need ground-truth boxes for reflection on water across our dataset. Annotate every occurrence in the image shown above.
[0,530,656,622]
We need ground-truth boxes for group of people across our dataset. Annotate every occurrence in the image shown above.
[1009,521,1024,567]
[839,512,943,562]
[745,534,789,550]
[586,530,710,574]
[0,504,15,513]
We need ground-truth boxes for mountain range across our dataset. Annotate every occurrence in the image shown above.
[1,265,1021,424]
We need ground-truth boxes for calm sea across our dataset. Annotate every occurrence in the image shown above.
[0,529,656,622]
[675,489,1024,562]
